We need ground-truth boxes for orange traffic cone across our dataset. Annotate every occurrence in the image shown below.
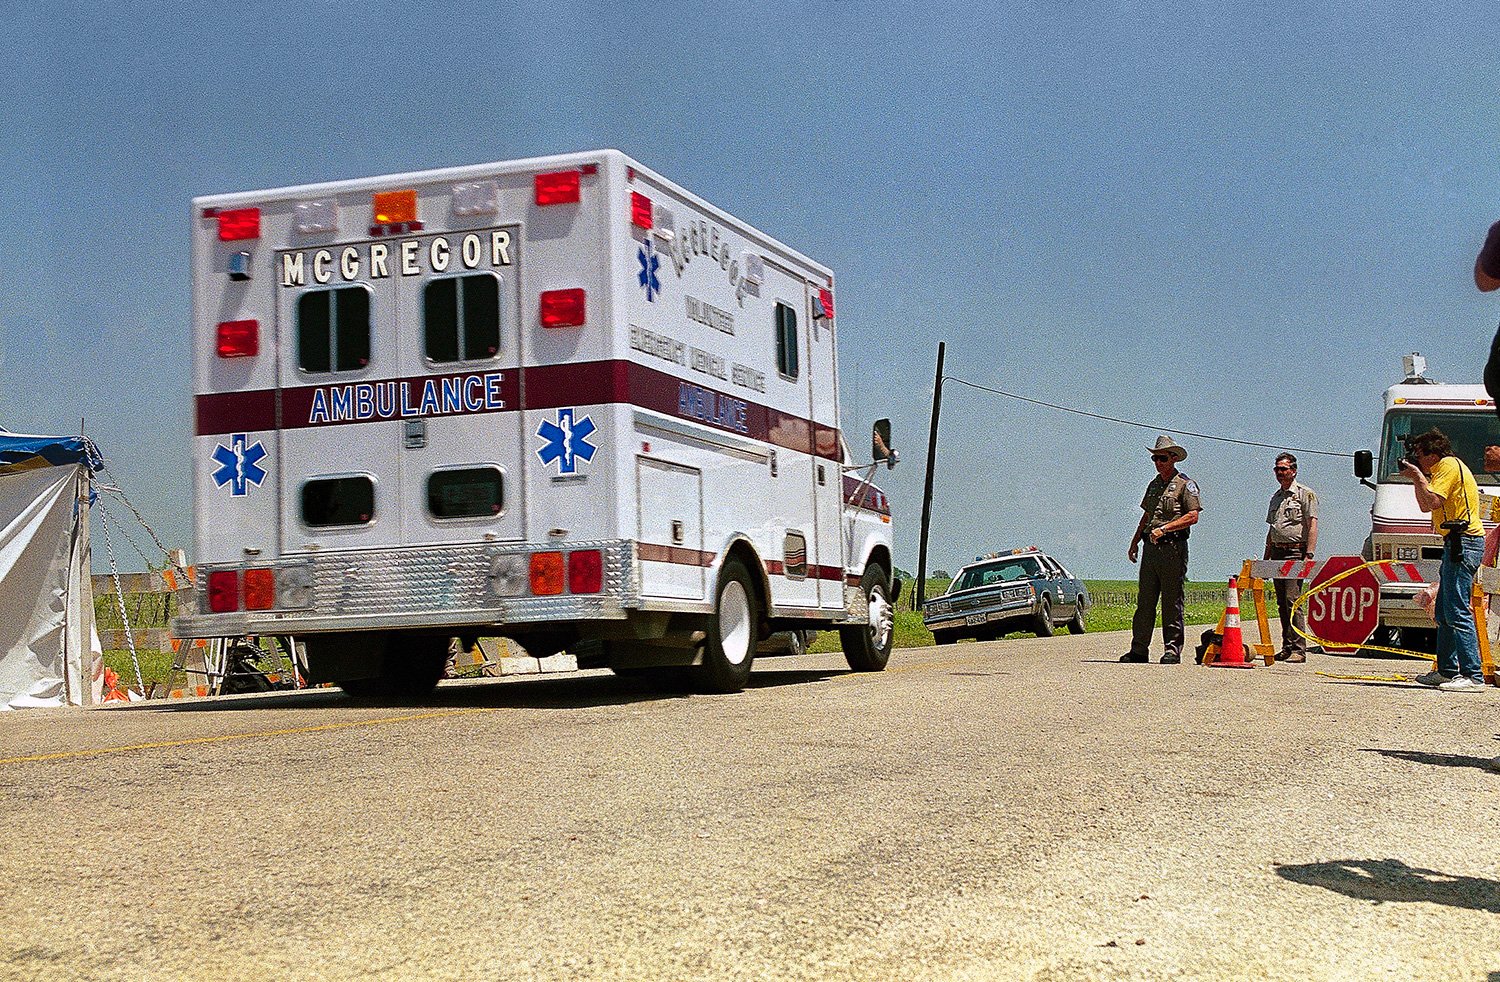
[1209,575,1253,669]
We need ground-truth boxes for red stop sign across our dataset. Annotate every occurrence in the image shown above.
[1305,555,1381,649]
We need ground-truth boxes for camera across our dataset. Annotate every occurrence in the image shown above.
[1397,434,1419,470]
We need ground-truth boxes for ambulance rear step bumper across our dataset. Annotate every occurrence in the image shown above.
[173,539,636,639]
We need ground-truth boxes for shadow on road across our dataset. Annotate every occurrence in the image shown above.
[1361,747,1500,772]
[1275,858,1500,913]
[107,667,848,714]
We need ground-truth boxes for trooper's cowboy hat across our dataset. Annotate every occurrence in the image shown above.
[1148,435,1187,462]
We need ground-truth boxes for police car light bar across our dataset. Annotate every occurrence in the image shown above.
[535,170,581,206]
[216,208,260,242]
[540,289,586,328]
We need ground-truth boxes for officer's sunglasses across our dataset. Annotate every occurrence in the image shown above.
[1273,465,1293,472]
[1151,454,1171,462]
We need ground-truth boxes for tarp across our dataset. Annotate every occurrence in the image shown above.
[0,432,103,709]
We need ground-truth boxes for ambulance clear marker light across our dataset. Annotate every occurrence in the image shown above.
[540,289,586,328]
[217,208,261,242]
[630,191,653,230]
[226,251,252,281]
[216,320,259,358]
[534,170,581,206]
[207,570,240,613]
[568,550,603,594]
[529,552,565,596]
[243,568,275,611]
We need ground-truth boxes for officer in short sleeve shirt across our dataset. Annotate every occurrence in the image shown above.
[1122,436,1202,664]
[1264,453,1318,662]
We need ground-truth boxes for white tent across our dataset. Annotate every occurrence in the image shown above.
[0,432,103,708]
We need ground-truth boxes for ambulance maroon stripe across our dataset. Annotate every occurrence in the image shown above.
[764,560,846,581]
[195,359,844,461]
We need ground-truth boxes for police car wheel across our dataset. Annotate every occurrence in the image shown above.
[933,630,957,646]
[842,567,894,671]
[698,558,759,693]
[1033,598,1054,638]
[1067,607,1086,635]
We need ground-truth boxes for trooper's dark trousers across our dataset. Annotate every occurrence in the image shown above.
[1129,537,1188,659]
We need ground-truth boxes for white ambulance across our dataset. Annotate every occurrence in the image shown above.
[174,150,898,695]
[1354,353,1500,647]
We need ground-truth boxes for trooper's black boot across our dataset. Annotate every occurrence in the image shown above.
[1119,651,1148,663]
[1159,653,1181,665]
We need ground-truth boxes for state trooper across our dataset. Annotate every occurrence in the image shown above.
[1264,452,1318,663]
[1121,436,1202,664]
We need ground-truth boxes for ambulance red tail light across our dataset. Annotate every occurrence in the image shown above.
[216,319,259,358]
[207,570,240,613]
[540,288,586,328]
[243,568,275,610]
[630,191,653,230]
[216,208,261,242]
[568,550,603,594]
[529,552,565,595]
[534,170,581,206]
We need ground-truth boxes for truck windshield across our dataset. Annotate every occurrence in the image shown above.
[951,557,1042,592]
[1379,410,1500,485]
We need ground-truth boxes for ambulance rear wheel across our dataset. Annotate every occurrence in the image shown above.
[841,567,893,671]
[698,558,759,693]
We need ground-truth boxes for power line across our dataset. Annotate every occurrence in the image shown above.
[944,376,1353,459]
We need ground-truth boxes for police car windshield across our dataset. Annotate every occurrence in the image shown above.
[1379,410,1500,485]
[951,557,1042,592]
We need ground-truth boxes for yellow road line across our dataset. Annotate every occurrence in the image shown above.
[0,707,496,767]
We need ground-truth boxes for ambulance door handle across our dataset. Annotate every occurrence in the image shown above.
[671,520,685,545]
[404,419,427,450]
[817,464,825,486]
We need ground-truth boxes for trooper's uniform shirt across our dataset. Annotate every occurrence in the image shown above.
[1141,472,1203,536]
[1266,482,1317,546]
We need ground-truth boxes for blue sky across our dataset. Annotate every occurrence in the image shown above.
[4,1,1499,580]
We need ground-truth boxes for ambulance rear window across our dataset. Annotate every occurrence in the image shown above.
[775,303,799,380]
[424,274,500,363]
[298,287,371,373]
[301,476,375,527]
[427,466,504,519]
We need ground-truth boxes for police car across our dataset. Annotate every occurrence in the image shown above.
[922,548,1088,645]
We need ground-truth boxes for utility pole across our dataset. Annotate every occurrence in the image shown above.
[915,342,945,611]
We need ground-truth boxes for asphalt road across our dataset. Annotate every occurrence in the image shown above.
[2,628,1498,981]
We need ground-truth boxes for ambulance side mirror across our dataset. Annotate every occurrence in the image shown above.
[1353,450,1373,479]
[873,419,897,469]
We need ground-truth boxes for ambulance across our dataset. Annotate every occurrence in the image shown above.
[1354,353,1500,648]
[174,150,898,695]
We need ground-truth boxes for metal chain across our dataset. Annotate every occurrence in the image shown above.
[97,506,147,696]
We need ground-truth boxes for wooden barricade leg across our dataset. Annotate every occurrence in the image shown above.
[1242,559,1275,665]
[1474,583,1497,686]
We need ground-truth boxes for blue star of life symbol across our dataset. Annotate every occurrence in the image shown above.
[637,239,662,302]
[536,408,598,475]
[211,433,268,497]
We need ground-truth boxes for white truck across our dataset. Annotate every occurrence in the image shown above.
[1354,354,1500,648]
[174,150,898,695]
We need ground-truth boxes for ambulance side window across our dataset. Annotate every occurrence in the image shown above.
[301,475,375,527]
[298,287,371,373]
[424,274,501,364]
[775,303,799,380]
[427,466,504,519]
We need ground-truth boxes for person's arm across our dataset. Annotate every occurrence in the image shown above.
[1152,509,1200,541]
[1402,460,1443,513]
[1305,516,1318,556]
[1129,512,1149,562]
[1264,528,1274,560]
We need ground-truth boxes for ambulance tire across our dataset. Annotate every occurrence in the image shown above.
[697,558,760,693]
[339,635,446,700]
[841,567,894,671]
[1033,598,1054,638]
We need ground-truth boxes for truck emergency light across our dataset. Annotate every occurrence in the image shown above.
[216,319,259,358]
[630,191,653,230]
[243,568,275,611]
[216,208,260,242]
[534,170,581,206]
[529,552,565,595]
[540,289,586,328]
[207,570,239,613]
[372,190,417,225]
[568,549,603,594]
